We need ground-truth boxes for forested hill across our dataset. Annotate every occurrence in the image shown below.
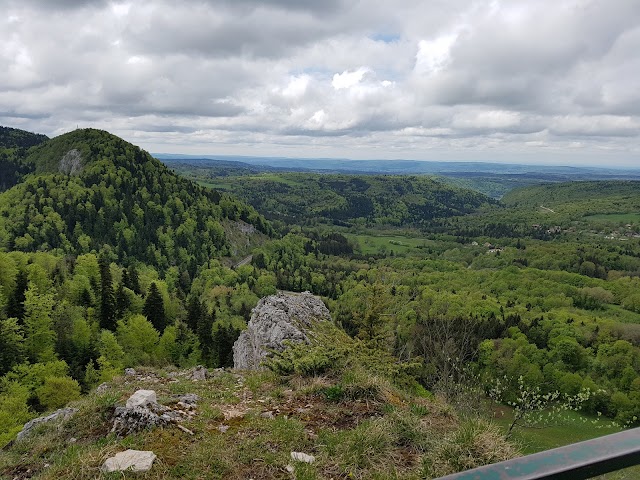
[188,172,498,227]
[0,128,272,274]
[0,126,49,191]
[502,181,640,208]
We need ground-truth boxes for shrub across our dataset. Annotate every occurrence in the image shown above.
[36,376,81,410]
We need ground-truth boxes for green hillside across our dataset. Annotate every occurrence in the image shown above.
[0,129,271,273]
[0,126,49,191]
[190,172,498,228]
[502,181,640,209]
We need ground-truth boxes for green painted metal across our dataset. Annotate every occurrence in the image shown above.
[435,427,640,480]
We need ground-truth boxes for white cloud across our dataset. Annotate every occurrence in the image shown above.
[332,67,370,90]
[0,0,639,165]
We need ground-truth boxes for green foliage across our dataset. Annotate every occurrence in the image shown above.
[116,314,160,366]
[143,281,167,331]
[0,129,271,273]
[23,283,56,363]
[0,381,31,447]
[36,376,81,410]
[181,171,496,228]
[0,317,25,375]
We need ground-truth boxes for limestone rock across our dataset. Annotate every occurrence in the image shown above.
[101,449,156,472]
[233,291,331,370]
[126,389,156,408]
[96,382,109,393]
[175,393,200,405]
[16,408,77,442]
[111,406,169,436]
[291,451,315,463]
[124,368,137,376]
[189,365,208,381]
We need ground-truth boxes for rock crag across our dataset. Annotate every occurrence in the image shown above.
[233,291,331,370]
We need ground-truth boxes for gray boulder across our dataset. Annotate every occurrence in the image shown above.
[126,389,156,408]
[16,407,77,442]
[232,291,331,370]
[111,405,169,436]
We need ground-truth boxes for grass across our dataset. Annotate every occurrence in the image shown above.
[583,213,640,224]
[491,408,622,454]
[0,367,494,480]
[346,232,436,255]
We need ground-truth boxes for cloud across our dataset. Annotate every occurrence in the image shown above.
[0,0,639,165]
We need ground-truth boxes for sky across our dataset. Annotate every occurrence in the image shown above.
[1,0,640,166]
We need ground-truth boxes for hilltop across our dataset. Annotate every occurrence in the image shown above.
[0,128,271,273]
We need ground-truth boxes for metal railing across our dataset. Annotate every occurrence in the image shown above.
[436,427,640,480]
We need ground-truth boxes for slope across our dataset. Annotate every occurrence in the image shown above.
[0,128,271,273]
[192,172,498,227]
[502,181,640,209]
[0,126,49,191]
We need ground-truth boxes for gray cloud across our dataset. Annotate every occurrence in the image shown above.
[0,0,639,165]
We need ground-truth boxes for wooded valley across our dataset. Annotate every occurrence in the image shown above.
[1,126,640,477]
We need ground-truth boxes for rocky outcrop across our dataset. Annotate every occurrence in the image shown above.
[111,389,199,436]
[233,291,331,370]
[16,407,77,442]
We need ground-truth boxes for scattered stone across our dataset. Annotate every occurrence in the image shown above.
[286,464,295,473]
[101,449,156,472]
[68,437,77,443]
[260,411,275,419]
[233,291,331,370]
[177,393,200,404]
[111,406,169,436]
[126,389,157,408]
[176,424,194,435]
[16,408,78,442]
[124,368,137,376]
[190,365,208,381]
[223,406,247,420]
[96,382,109,393]
[290,451,315,464]
[217,425,230,433]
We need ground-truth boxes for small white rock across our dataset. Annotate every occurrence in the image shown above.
[101,449,156,472]
[290,452,315,464]
[125,389,157,409]
[286,464,295,473]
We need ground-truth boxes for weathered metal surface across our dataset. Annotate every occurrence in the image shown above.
[435,427,640,480]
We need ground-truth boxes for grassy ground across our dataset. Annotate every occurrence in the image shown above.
[0,367,518,480]
[346,233,436,256]
[583,213,640,224]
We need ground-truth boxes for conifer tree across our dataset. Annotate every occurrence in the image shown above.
[186,295,204,332]
[125,264,141,294]
[7,269,28,322]
[143,282,166,331]
[115,282,129,319]
[197,307,215,366]
[98,256,116,331]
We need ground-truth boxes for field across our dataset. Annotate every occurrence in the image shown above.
[584,213,640,224]
[345,232,437,255]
